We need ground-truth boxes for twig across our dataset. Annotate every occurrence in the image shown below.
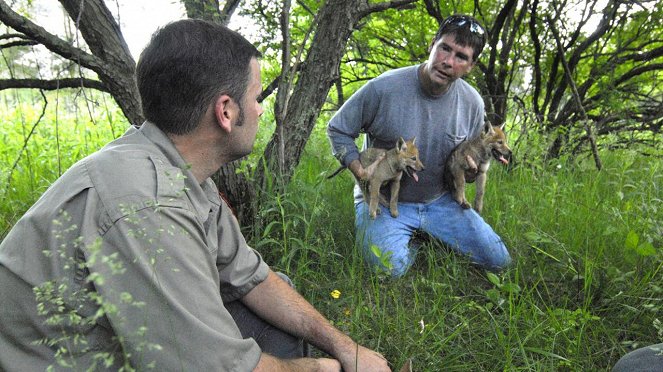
[3,90,48,195]
[547,16,603,171]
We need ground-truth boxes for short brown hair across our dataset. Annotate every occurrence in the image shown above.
[136,19,261,135]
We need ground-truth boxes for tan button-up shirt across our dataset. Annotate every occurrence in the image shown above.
[0,122,268,370]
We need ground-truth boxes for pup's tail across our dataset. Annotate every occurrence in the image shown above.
[326,166,346,179]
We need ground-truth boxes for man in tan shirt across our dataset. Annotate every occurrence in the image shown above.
[0,19,390,372]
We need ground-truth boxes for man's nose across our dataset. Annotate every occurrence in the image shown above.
[441,52,455,67]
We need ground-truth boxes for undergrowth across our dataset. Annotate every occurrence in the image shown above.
[1,93,661,371]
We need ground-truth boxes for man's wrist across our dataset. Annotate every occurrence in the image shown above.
[347,159,365,180]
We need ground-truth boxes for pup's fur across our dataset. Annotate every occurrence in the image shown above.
[328,138,424,219]
[443,121,511,213]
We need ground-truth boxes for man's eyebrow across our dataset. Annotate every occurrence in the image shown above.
[456,51,470,60]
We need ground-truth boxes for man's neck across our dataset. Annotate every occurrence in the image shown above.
[418,64,452,97]
[168,131,226,185]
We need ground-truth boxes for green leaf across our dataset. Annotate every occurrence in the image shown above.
[370,244,382,258]
[486,272,501,287]
[485,288,501,304]
[502,283,522,294]
[625,230,639,250]
[636,242,656,257]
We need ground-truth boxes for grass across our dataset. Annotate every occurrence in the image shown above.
[1,93,662,370]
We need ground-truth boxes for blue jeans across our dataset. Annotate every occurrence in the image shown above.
[355,193,511,277]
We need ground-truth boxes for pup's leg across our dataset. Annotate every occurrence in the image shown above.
[378,194,390,208]
[358,180,370,205]
[473,171,487,213]
[465,154,478,173]
[388,174,402,218]
[368,180,382,219]
[452,168,471,209]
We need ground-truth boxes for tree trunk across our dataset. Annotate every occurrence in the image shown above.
[0,0,143,125]
[58,0,142,125]
[256,0,416,189]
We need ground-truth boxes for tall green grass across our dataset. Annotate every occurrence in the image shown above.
[0,91,124,235]
[252,124,662,370]
[1,93,661,371]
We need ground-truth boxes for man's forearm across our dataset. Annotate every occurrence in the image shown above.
[244,271,391,371]
[254,353,340,371]
[348,159,366,180]
[242,271,355,358]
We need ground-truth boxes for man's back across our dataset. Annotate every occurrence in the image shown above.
[0,122,267,370]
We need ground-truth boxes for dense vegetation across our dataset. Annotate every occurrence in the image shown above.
[1,91,660,370]
[2,0,661,369]
[2,0,661,223]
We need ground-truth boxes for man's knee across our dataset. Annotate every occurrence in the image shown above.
[478,240,511,272]
[488,247,512,271]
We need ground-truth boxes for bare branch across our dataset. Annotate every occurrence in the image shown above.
[548,15,602,170]
[183,0,222,22]
[0,78,108,92]
[0,0,102,71]
[422,0,443,25]
[0,39,37,48]
[258,76,280,103]
[220,0,242,24]
[0,32,28,40]
[359,0,418,19]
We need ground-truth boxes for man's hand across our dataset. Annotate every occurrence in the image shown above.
[245,271,391,372]
[337,344,391,372]
[348,153,385,181]
[255,354,341,371]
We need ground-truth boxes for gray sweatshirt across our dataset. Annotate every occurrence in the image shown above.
[327,64,485,203]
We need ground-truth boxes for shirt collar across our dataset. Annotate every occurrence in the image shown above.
[137,121,221,214]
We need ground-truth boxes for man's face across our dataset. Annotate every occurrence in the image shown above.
[232,58,263,157]
[423,34,476,93]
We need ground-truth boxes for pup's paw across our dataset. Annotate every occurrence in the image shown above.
[390,209,399,218]
[461,201,471,209]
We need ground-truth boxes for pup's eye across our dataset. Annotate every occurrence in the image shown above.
[411,157,417,161]
[498,140,503,144]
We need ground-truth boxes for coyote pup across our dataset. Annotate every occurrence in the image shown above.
[329,137,424,219]
[443,121,511,213]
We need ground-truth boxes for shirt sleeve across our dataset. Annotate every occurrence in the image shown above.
[327,81,380,167]
[215,199,269,302]
[89,205,262,371]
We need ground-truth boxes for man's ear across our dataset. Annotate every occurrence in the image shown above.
[465,59,476,75]
[214,94,234,133]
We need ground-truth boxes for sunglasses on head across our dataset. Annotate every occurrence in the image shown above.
[442,15,485,37]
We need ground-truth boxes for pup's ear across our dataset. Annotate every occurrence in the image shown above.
[397,137,406,151]
[411,137,417,145]
[483,120,495,135]
[498,123,506,131]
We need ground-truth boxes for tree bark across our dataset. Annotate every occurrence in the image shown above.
[257,0,418,189]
